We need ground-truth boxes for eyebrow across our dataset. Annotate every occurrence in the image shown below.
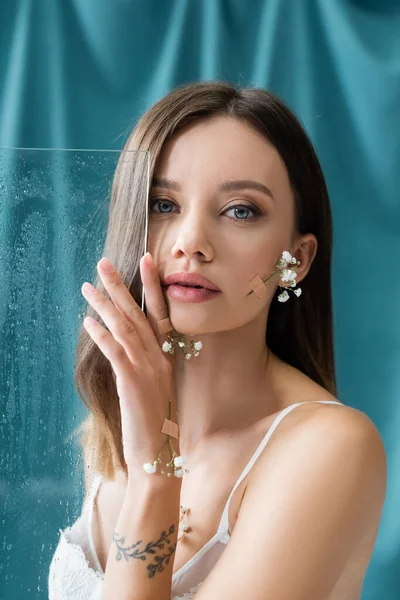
[151,177,274,201]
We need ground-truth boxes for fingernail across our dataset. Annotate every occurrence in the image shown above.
[145,253,154,268]
[99,257,114,273]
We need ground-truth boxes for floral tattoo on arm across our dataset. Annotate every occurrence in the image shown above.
[113,525,177,578]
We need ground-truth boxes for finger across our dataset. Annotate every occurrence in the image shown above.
[81,280,144,365]
[96,257,161,357]
[139,253,172,348]
[83,315,132,381]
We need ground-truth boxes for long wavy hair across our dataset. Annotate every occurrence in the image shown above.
[73,81,336,481]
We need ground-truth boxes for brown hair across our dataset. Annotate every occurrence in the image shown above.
[73,80,336,481]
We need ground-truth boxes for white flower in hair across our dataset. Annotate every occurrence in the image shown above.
[278,290,290,302]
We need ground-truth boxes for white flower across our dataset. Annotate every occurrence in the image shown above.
[162,341,172,353]
[282,250,292,263]
[281,269,296,283]
[178,341,185,348]
[291,280,297,287]
[290,257,297,264]
[179,523,190,533]
[174,456,185,467]
[143,462,157,474]
[294,288,302,297]
[185,353,192,360]
[277,258,287,269]
[193,341,202,351]
[174,469,183,478]
[193,351,199,357]
[278,290,290,302]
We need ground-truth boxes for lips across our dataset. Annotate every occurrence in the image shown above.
[162,272,220,291]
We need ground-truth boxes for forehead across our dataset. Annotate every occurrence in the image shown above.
[154,116,291,196]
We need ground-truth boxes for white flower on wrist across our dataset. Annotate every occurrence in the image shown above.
[143,462,157,474]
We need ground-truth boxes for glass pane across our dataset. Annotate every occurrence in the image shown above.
[0,148,150,599]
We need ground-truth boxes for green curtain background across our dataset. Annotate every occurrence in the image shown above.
[1,1,399,598]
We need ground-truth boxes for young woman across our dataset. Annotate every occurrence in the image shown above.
[48,81,387,600]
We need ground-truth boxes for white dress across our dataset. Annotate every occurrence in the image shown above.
[48,400,342,599]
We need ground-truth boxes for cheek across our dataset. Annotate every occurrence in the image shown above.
[147,223,168,263]
[233,240,278,280]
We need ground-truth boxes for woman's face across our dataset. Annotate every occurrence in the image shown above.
[148,115,297,335]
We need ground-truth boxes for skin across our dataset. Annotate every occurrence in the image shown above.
[81,115,387,599]
[148,115,318,460]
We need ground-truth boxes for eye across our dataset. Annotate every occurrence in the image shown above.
[149,198,176,214]
[224,203,261,222]
[149,198,262,222]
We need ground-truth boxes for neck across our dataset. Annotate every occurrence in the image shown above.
[172,313,281,460]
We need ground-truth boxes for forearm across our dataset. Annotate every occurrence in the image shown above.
[100,474,182,600]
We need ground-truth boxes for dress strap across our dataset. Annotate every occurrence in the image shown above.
[85,472,104,573]
[217,400,343,534]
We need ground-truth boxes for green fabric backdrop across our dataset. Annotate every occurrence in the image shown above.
[1,1,399,598]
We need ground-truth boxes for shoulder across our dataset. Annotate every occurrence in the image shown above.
[195,403,387,599]
[288,401,386,461]
[250,400,387,523]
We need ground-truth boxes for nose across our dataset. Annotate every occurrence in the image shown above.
[170,208,213,261]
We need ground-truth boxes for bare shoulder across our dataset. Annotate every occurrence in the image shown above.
[195,401,387,599]
[250,398,387,535]
[257,397,386,477]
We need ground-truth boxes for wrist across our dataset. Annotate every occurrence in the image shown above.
[126,469,182,495]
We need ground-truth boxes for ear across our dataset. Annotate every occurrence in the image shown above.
[292,234,318,285]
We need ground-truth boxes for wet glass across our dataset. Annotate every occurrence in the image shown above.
[0,148,150,599]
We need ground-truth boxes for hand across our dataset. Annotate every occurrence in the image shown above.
[81,253,178,477]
